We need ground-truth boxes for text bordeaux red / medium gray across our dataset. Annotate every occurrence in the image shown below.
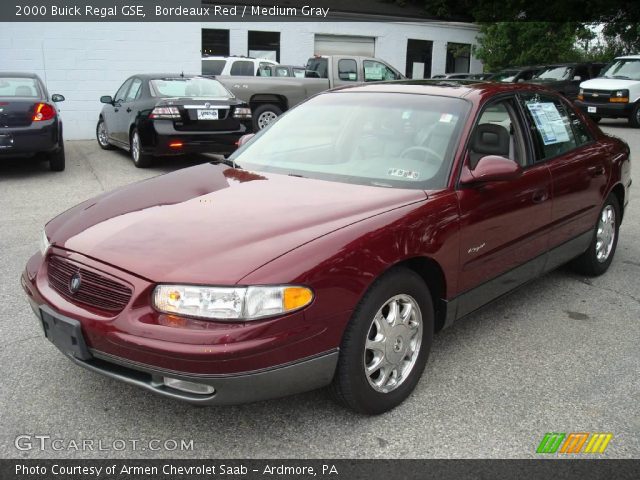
[23,81,631,414]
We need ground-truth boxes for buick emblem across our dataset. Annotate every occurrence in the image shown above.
[204,102,211,108]
[69,273,82,294]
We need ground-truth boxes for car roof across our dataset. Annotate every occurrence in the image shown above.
[615,55,640,60]
[329,80,558,102]
[131,74,210,80]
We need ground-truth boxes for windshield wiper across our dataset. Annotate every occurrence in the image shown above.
[612,75,631,80]
[287,173,306,178]
[210,157,239,168]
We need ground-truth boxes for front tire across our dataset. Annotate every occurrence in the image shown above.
[330,268,434,414]
[590,115,602,124]
[252,104,282,131]
[96,118,114,150]
[571,194,620,276]
[130,129,152,168]
[629,103,640,128]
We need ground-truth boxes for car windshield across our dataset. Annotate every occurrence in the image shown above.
[535,66,571,80]
[149,77,231,98]
[601,59,640,80]
[231,92,470,190]
[0,77,39,97]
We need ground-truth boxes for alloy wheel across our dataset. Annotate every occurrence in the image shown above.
[257,111,278,130]
[596,205,616,263]
[131,132,140,162]
[97,121,109,147]
[363,294,423,394]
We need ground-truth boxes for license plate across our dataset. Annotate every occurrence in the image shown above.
[40,308,92,360]
[0,134,13,148]
[197,109,218,120]
[587,106,597,113]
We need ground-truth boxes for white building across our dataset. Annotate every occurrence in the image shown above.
[0,20,482,139]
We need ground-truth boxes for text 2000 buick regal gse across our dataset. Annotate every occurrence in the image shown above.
[23,81,630,414]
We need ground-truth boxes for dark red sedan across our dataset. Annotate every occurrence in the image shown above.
[22,81,631,414]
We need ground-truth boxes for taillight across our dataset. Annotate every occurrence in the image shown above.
[32,103,56,122]
[233,107,252,119]
[150,106,181,119]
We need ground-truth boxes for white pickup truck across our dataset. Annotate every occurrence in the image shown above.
[216,55,404,130]
[576,55,640,127]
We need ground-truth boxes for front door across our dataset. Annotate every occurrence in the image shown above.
[455,96,553,317]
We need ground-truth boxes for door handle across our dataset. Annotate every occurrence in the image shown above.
[532,189,548,204]
[126,107,132,113]
[588,165,605,177]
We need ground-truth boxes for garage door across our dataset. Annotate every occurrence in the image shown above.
[314,35,375,57]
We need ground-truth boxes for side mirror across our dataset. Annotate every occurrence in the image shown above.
[51,94,65,102]
[100,95,114,104]
[573,75,582,81]
[236,133,255,148]
[460,155,522,185]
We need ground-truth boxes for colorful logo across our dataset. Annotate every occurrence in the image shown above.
[537,433,613,454]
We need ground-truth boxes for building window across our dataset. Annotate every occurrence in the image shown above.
[202,29,230,56]
[248,31,280,62]
[405,39,433,79]
[446,43,471,73]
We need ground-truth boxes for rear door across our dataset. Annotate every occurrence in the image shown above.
[455,96,553,317]
[517,92,607,266]
[114,77,142,144]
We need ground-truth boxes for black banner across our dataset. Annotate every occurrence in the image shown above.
[2,459,640,480]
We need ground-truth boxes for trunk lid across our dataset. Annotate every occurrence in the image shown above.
[0,98,37,127]
[155,97,242,132]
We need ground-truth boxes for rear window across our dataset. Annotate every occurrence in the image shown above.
[0,77,39,97]
[202,59,226,76]
[149,77,231,98]
[229,61,255,76]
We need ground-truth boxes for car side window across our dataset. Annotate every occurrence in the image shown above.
[469,98,527,169]
[125,78,142,102]
[230,61,255,76]
[114,79,132,103]
[519,93,578,161]
[563,100,594,146]
[363,60,400,82]
[573,65,588,80]
[338,59,358,81]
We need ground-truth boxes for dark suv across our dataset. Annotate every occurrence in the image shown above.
[530,63,606,100]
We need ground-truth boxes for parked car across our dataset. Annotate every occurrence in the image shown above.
[217,55,405,131]
[95,74,252,167]
[529,62,606,100]
[201,56,278,76]
[258,64,306,78]
[576,55,640,127]
[431,73,474,79]
[469,72,494,80]
[24,81,630,414]
[0,72,65,171]
[488,66,544,83]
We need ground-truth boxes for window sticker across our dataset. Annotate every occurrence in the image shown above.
[526,102,570,145]
[365,66,383,80]
[388,168,419,180]
[439,113,453,123]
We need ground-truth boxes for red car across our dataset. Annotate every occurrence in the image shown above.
[22,81,631,414]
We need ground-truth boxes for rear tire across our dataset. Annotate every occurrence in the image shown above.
[330,267,434,414]
[49,143,65,172]
[570,194,620,276]
[252,104,282,131]
[96,118,114,150]
[629,103,640,128]
[130,129,152,168]
[590,115,601,124]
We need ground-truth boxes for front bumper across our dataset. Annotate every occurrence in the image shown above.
[574,100,633,118]
[0,120,60,157]
[22,248,344,404]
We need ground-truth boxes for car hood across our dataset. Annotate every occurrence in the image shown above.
[47,163,426,284]
[529,79,566,86]
[580,78,640,90]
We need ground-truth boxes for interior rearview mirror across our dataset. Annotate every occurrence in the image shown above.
[100,95,114,104]
[460,155,523,185]
[236,133,255,148]
[51,94,65,102]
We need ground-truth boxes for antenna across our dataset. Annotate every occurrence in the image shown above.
[40,41,49,88]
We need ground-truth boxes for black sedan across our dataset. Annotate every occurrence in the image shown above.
[96,74,252,167]
[0,73,65,171]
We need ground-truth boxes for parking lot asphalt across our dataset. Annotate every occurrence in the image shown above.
[0,121,638,459]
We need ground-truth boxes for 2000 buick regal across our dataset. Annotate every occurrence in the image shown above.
[23,81,631,414]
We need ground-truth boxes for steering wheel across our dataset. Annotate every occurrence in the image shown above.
[400,146,443,164]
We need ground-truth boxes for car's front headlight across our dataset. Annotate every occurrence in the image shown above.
[153,284,313,321]
[39,230,50,256]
